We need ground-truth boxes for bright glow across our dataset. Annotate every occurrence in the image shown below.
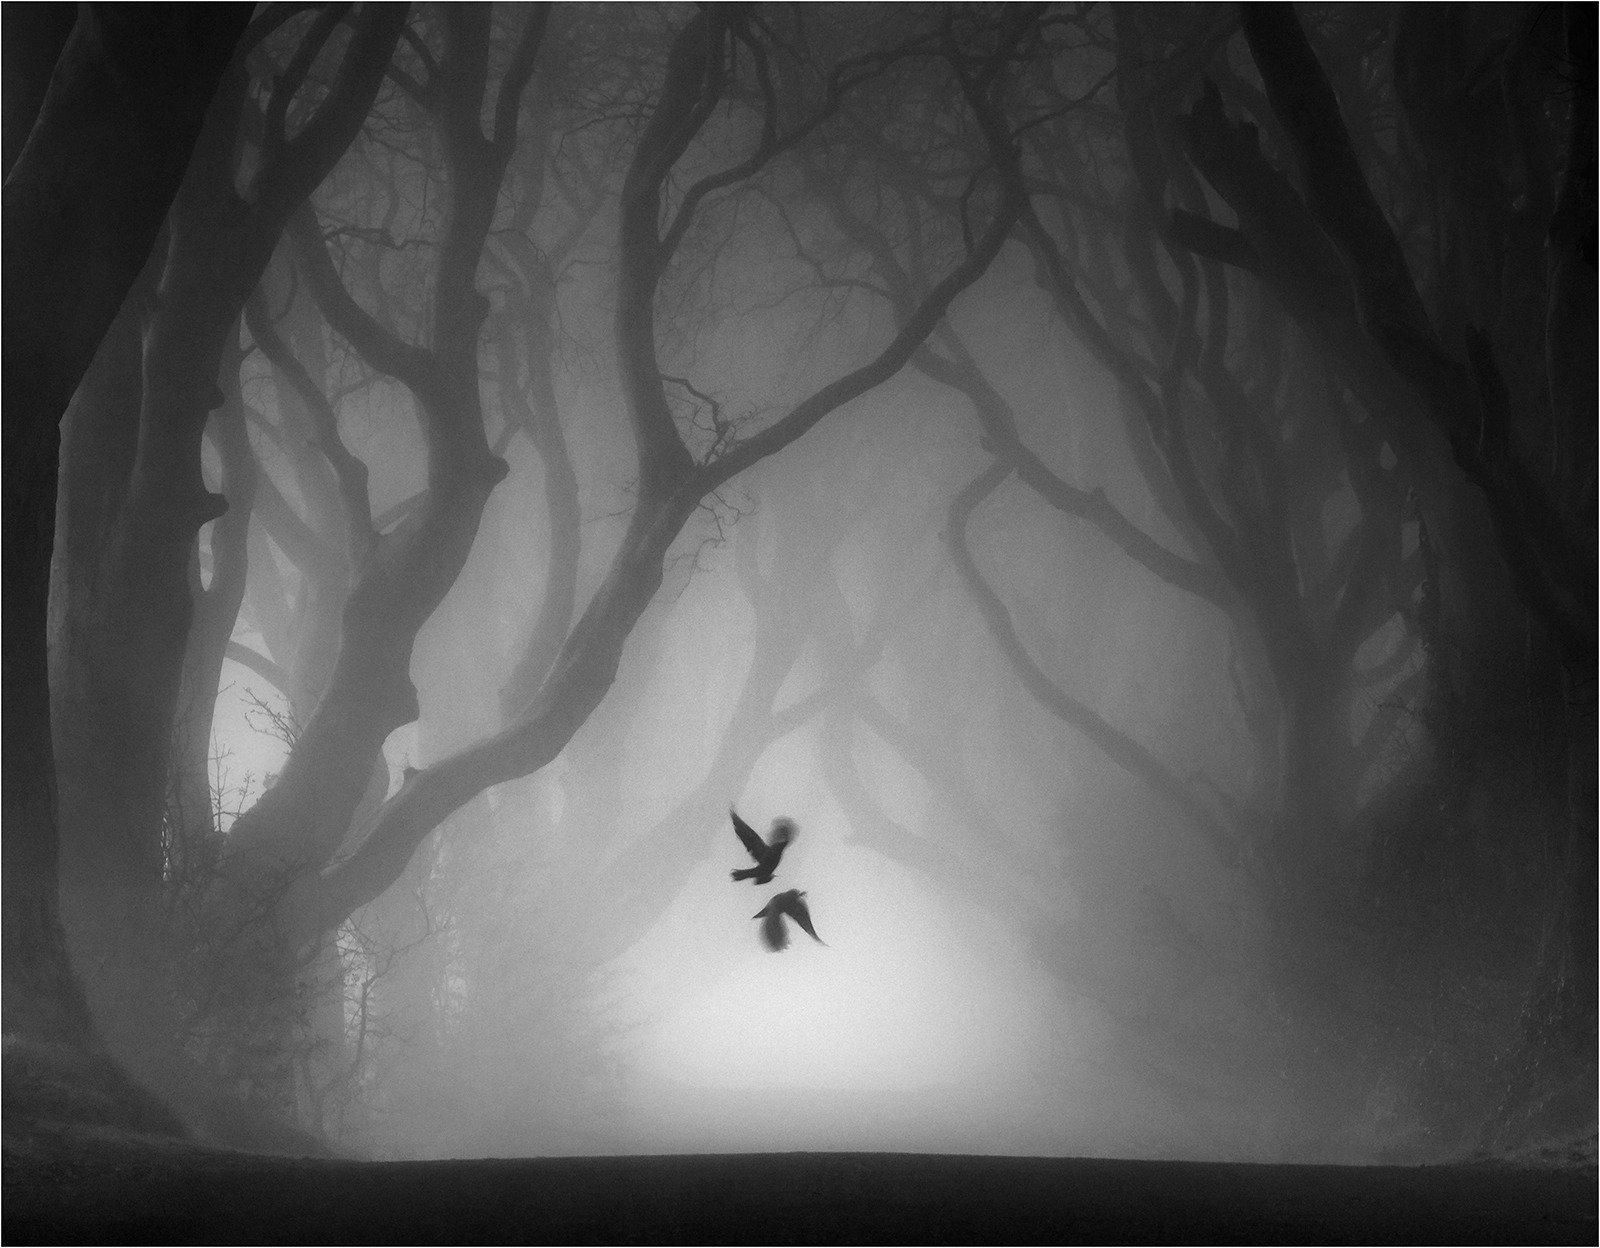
[610,808,1106,1151]
[211,654,294,825]
[645,911,998,1093]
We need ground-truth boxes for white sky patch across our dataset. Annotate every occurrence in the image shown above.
[211,653,295,824]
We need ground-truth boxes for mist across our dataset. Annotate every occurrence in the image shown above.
[7,0,1593,1215]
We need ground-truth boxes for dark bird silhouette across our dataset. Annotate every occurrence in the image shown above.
[753,889,825,952]
[728,808,795,885]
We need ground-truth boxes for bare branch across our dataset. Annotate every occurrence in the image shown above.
[399,24,439,88]
[702,179,1023,491]
[258,5,408,212]
[244,289,376,563]
[252,471,344,583]
[492,5,550,154]
[225,641,294,697]
[288,206,433,391]
[946,464,1240,867]
[262,4,349,162]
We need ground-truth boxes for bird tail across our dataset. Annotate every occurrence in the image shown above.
[730,867,757,881]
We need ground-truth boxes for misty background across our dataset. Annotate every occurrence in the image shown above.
[21,2,1594,1169]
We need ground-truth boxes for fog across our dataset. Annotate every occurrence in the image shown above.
[186,359,1441,1163]
[21,2,1593,1173]
[207,379,1268,1161]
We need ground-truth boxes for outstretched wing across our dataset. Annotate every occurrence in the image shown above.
[729,808,765,861]
[782,892,826,945]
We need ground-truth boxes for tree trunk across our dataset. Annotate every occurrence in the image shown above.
[3,4,247,1132]
[31,8,401,1138]
[169,345,257,882]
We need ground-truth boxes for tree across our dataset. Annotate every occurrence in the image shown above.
[42,3,404,1135]
[44,4,1029,1142]
[1169,2,1594,1145]
[242,8,1023,948]
[36,3,1587,1159]
[760,1,1590,1150]
[4,3,249,1129]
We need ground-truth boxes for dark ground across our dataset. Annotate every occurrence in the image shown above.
[2,1121,1594,1245]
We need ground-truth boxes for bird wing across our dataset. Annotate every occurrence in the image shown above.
[782,892,825,945]
[729,808,765,861]
[759,907,789,951]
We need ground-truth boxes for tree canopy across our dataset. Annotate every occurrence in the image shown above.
[9,2,1593,1164]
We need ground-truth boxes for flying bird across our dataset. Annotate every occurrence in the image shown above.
[728,808,795,885]
[753,889,826,952]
